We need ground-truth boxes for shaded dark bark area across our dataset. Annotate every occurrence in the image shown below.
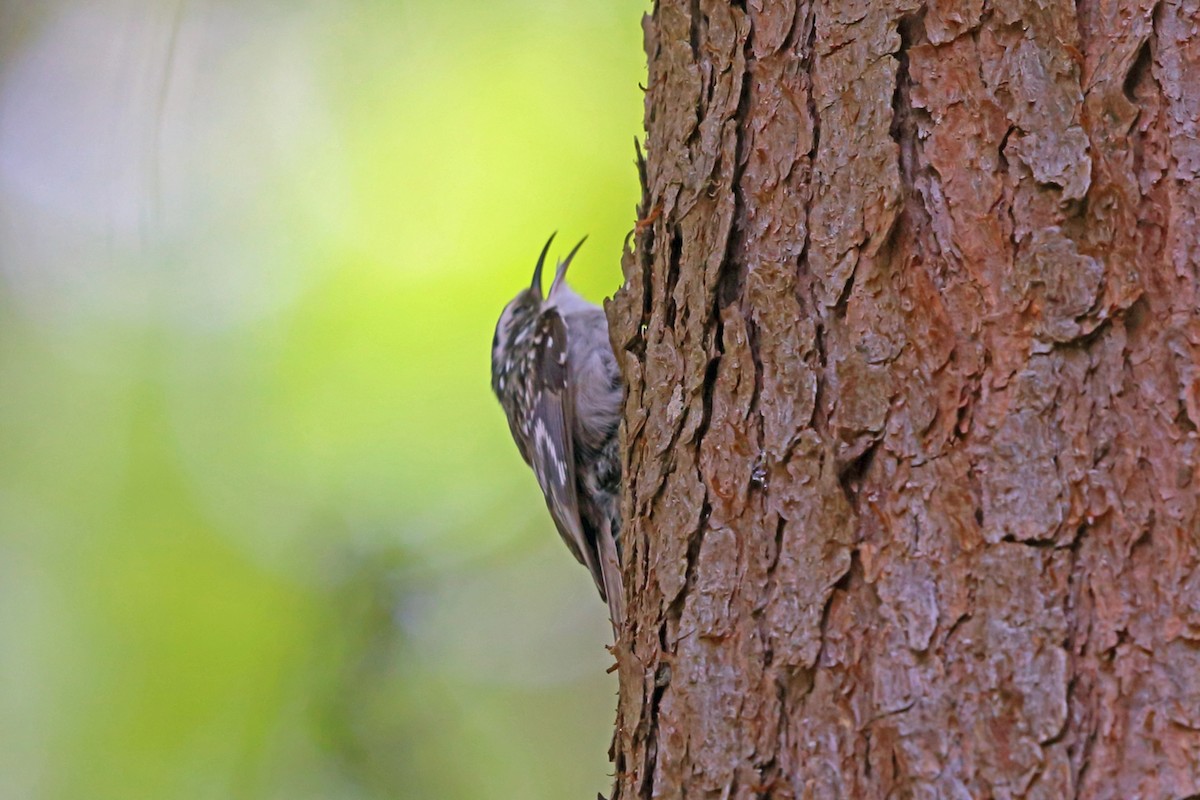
[606,0,1200,797]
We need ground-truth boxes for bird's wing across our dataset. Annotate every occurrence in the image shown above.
[520,309,609,601]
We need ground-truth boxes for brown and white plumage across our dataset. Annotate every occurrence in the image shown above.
[491,235,624,632]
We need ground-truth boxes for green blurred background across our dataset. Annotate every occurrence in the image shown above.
[0,1,645,797]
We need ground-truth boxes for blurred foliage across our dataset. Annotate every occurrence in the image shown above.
[0,0,645,797]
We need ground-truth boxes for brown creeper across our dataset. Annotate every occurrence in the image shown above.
[491,234,624,630]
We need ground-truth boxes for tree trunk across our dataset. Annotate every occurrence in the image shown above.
[605,1,1200,797]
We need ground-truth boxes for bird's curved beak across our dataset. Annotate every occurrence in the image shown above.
[530,232,556,300]
[549,236,587,299]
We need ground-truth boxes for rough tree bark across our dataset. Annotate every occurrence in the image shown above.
[605,0,1200,798]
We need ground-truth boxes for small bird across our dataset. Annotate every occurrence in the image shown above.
[491,234,625,631]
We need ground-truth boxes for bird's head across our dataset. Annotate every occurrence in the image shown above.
[491,233,586,393]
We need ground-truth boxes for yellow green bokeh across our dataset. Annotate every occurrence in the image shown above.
[0,1,646,797]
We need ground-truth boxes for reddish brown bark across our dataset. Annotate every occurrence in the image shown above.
[606,1,1200,797]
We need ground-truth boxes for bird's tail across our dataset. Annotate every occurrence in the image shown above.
[597,521,624,639]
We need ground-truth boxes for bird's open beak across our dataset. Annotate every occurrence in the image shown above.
[549,236,587,299]
[530,232,556,300]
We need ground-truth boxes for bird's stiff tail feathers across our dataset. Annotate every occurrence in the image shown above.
[598,523,624,638]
